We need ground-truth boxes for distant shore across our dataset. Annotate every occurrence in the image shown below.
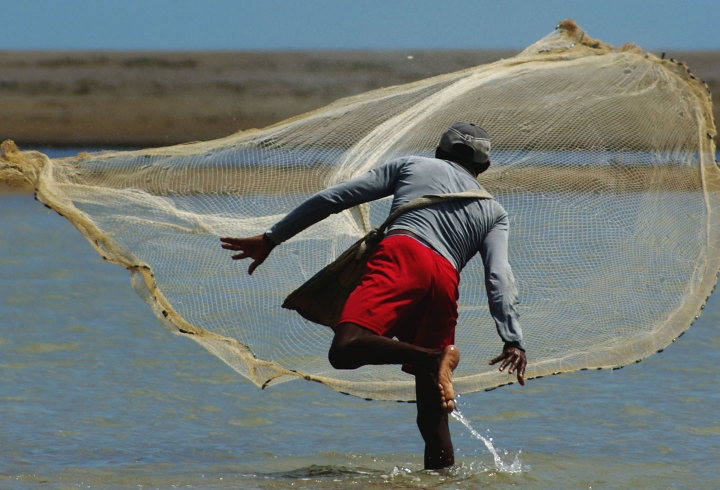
[0,50,516,148]
[1,49,717,149]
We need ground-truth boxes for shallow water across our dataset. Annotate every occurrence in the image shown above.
[1,150,720,489]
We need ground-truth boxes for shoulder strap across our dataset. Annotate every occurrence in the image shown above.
[376,188,494,234]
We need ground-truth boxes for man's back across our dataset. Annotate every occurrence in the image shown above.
[266,155,508,271]
[385,156,508,272]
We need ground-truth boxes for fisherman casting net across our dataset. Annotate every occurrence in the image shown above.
[2,20,717,401]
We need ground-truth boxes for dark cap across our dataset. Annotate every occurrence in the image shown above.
[438,122,491,165]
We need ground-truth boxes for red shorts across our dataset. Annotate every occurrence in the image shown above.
[338,234,460,355]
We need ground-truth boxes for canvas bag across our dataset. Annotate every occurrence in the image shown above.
[282,188,494,327]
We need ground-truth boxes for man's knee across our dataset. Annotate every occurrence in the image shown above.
[328,340,353,369]
[328,322,367,369]
[328,324,353,369]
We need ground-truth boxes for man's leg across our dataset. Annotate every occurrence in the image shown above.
[329,322,436,369]
[415,368,454,469]
[328,236,460,469]
[328,322,460,412]
[329,322,459,469]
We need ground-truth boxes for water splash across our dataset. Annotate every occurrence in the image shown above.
[451,408,524,473]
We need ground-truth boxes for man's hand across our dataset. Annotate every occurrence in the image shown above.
[489,343,527,386]
[220,234,276,275]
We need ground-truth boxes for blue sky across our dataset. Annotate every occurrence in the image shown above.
[2,0,718,51]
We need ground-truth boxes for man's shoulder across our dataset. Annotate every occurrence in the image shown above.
[393,155,455,171]
[388,154,439,164]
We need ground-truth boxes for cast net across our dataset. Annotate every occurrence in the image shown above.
[2,21,717,401]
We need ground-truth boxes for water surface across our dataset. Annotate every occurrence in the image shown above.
[1,149,719,489]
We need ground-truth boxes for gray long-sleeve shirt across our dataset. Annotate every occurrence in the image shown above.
[266,155,524,349]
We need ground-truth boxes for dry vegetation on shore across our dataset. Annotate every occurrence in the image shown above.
[0,50,516,148]
[2,49,716,149]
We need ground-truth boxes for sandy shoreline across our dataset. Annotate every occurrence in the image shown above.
[1,49,717,149]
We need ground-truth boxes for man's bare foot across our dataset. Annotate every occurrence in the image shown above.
[437,345,460,413]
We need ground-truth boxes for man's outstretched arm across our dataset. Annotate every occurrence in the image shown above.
[220,233,276,275]
[479,213,527,385]
[221,159,402,273]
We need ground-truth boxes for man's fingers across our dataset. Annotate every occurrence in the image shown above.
[513,355,527,385]
[489,353,505,365]
[517,360,526,385]
[248,259,263,275]
[220,236,245,244]
[518,358,527,386]
[221,234,272,276]
[498,357,510,372]
[221,237,245,251]
[491,347,527,384]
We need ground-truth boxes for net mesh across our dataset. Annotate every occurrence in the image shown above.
[2,20,717,401]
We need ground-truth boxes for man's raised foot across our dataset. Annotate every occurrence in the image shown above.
[437,345,460,413]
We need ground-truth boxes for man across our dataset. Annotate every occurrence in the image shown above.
[221,122,527,470]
